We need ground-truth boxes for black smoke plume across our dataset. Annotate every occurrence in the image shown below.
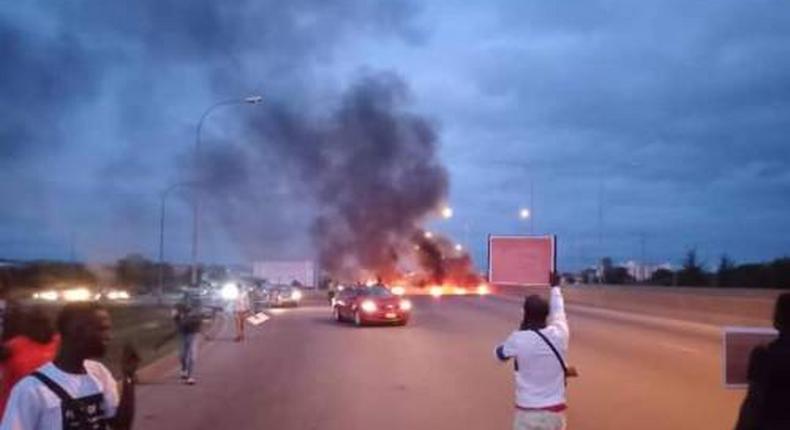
[198,72,448,279]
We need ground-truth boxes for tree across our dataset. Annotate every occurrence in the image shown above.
[717,254,736,287]
[115,254,158,292]
[607,267,633,284]
[677,249,709,287]
[649,268,675,286]
[600,257,614,283]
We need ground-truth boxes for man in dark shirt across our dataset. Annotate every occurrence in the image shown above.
[174,295,203,385]
[736,292,790,430]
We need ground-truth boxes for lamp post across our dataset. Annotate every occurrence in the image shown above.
[158,182,192,303]
[519,207,532,234]
[191,95,262,286]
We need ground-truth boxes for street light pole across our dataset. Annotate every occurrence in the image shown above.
[191,96,262,287]
[529,178,535,234]
[158,182,191,303]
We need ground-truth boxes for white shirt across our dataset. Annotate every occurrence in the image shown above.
[0,361,119,430]
[496,287,569,409]
[234,291,251,313]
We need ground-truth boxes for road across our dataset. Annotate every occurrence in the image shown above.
[135,295,746,430]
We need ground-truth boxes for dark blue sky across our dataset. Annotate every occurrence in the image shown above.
[1,0,789,271]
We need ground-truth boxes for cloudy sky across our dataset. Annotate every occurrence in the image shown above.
[1,0,789,271]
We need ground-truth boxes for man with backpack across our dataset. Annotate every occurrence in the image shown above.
[174,294,204,385]
[495,279,570,430]
[0,302,139,430]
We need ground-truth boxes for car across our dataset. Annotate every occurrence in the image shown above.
[333,286,412,326]
[255,285,303,308]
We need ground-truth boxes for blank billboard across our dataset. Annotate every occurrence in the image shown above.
[488,235,556,286]
[722,326,779,388]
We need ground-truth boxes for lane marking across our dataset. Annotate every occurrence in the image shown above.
[658,341,700,354]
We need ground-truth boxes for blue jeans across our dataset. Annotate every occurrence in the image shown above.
[180,332,199,377]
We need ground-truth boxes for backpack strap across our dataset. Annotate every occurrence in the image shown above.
[531,329,568,376]
[30,371,74,403]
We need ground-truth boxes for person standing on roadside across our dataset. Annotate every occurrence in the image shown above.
[0,307,60,419]
[495,278,570,430]
[174,295,203,385]
[735,292,790,430]
[233,285,251,342]
[0,302,139,430]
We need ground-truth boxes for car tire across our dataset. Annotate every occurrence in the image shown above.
[354,311,364,327]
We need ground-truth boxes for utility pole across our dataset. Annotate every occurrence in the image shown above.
[529,179,535,235]
[639,233,647,281]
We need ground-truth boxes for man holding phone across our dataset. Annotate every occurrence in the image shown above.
[495,277,570,430]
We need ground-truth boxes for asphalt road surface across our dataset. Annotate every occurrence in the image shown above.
[135,295,746,430]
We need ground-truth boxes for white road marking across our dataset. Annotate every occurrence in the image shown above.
[658,342,700,354]
[246,312,270,325]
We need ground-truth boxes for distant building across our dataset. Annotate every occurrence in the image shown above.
[253,260,316,288]
[623,260,673,282]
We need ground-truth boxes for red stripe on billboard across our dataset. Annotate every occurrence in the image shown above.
[488,235,556,286]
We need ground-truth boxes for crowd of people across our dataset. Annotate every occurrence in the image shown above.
[0,283,785,429]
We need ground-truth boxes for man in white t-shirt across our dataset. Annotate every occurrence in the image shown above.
[495,283,570,430]
[233,285,251,342]
[0,302,139,430]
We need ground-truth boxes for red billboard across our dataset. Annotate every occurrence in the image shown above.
[488,235,556,286]
[722,326,779,388]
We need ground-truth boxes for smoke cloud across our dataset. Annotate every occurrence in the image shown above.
[197,72,449,280]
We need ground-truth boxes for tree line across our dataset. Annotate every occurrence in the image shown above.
[0,254,195,297]
[579,250,790,289]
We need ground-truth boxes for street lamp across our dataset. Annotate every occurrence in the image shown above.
[518,207,534,235]
[191,95,263,286]
[424,231,434,239]
[454,243,463,252]
[441,206,454,219]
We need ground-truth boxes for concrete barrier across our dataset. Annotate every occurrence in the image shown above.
[494,284,783,326]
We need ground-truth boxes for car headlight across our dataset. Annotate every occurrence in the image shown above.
[360,300,377,313]
[62,288,93,302]
[220,283,240,300]
[291,290,303,301]
[107,290,131,300]
[400,299,413,311]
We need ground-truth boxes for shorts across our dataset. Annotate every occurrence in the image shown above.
[513,409,566,430]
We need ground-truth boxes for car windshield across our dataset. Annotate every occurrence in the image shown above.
[358,287,393,298]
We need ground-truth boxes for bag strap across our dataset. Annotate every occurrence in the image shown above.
[31,371,74,403]
[530,329,568,375]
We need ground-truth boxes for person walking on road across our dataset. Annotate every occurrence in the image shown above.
[0,307,60,419]
[735,292,790,430]
[0,302,139,430]
[495,280,570,430]
[233,285,251,342]
[174,295,204,385]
